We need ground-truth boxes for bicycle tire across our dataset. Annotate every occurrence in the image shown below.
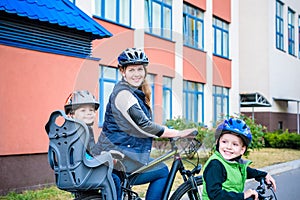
[170,176,203,200]
[73,191,102,200]
[77,195,102,200]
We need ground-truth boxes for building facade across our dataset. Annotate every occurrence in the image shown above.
[239,0,300,132]
[1,0,299,194]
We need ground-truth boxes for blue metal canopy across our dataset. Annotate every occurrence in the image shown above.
[0,0,112,39]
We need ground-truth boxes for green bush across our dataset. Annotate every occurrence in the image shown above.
[163,115,267,156]
[164,116,197,130]
[239,114,266,151]
[264,131,300,149]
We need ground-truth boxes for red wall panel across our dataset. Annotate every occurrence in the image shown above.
[0,45,100,155]
[184,0,206,11]
[212,55,232,88]
[213,0,231,22]
[183,47,206,83]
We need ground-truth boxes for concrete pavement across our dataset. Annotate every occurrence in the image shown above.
[259,159,300,175]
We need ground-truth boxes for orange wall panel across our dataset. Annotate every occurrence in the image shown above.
[184,0,206,10]
[144,34,176,77]
[213,0,231,22]
[183,47,206,83]
[213,56,231,88]
[0,45,100,155]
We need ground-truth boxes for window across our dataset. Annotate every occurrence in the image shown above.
[278,121,283,130]
[163,76,172,122]
[213,86,229,123]
[144,0,172,40]
[94,0,131,27]
[146,74,155,118]
[276,0,284,50]
[299,16,300,58]
[183,3,204,50]
[99,66,121,126]
[183,80,204,124]
[213,17,229,58]
[288,8,295,55]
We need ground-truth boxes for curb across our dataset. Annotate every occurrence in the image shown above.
[259,159,300,175]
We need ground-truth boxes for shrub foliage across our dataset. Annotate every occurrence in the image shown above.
[264,130,300,149]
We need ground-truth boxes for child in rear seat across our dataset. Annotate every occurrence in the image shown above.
[64,90,121,200]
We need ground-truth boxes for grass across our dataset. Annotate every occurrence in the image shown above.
[1,148,299,200]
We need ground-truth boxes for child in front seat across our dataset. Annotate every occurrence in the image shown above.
[202,118,277,200]
[64,90,121,200]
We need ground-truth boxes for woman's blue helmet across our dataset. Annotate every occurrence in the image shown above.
[215,118,252,146]
[118,48,149,67]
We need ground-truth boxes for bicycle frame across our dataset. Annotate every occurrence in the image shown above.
[121,137,201,200]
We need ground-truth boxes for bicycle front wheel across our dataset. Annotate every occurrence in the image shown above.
[170,176,203,200]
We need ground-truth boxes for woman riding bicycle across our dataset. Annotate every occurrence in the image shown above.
[92,48,196,200]
[202,118,277,200]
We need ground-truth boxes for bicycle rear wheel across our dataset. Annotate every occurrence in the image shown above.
[170,176,203,200]
[73,191,102,200]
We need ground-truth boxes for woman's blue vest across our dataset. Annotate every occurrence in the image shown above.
[97,80,153,172]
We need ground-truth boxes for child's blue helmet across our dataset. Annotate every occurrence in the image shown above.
[118,48,149,67]
[215,118,252,146]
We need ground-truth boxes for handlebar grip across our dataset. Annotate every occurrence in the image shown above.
[191,130,198,136]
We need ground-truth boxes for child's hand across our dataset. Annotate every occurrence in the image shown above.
[265,173,277,192]
[244,189,258,200]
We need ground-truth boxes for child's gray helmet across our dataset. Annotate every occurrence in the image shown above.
[64,90,99,115]
[118,48,149,67]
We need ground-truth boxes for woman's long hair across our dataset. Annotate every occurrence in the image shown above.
[139,67,152,110]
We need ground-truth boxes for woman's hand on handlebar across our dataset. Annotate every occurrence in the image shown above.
[160,127,198,138]
[178,128,198,138]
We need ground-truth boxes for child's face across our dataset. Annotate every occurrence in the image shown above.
[72,104,96,125]
[218,133,246,160]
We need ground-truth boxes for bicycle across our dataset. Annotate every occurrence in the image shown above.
[75,131,203,200]
[118,131,203,200]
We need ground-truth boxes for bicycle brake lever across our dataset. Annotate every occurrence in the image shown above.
[191,164,202,175]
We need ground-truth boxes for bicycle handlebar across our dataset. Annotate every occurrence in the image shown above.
[169,130,199,151]
[169,130,198,141]
[248,178,276,200]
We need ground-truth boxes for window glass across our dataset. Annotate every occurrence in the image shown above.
[144,0,172,40]
[183,3,204,49]
[183,80,204,123]
[94,0,101,16]
[276,0,284,50]
[299,16,300,58]
[120,0,130,25]
[213,86,229,124]
[94,0,131,27]
[288,8,295,55]
[213,17,229,58]
[163,77,172,122]
[144,0,150,32]
[105,0,116,21]
[163,6,171,38]
[153,2,161,35]
[99,66,121,126]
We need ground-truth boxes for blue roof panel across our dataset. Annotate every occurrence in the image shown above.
[0,0,112,39]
